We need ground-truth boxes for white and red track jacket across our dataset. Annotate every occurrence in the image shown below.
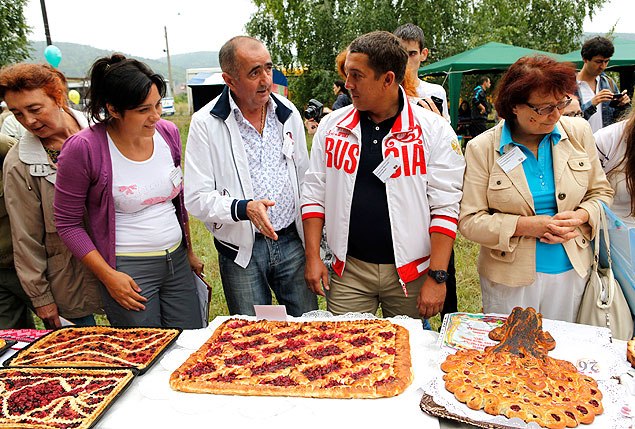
[301,89,465,284]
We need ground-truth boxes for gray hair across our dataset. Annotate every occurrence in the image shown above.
[219,36,263,77]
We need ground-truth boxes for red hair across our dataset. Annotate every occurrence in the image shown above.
[0,63,68,107]
[494,55,577,120]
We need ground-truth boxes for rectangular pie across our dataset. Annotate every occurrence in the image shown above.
[7,326,180,371]
[170,319,412,398]
[0,367,134,429]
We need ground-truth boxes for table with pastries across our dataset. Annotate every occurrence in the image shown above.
[1,311,634,429]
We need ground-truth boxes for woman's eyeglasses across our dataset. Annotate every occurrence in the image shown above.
[563,111,584,118]
[525,96,572,116]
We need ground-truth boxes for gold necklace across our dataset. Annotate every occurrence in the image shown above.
[260,105,266,135]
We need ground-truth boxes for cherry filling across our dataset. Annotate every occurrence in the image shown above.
[576,405,589,415]
[285,339,307,350]
[218,333,234,343]
[378,331,394,340]
[251,357,302,376]
[307,345,344,359]
[227,320,250,329]
[350,352,377,363]
[344,328,366,335]
[510,405,521,412]
[261,376,298,387]
[205,346,223,357]
[381,347,396,355]
[310,333,341,342]
[324,379,345,388]
[211,372,237,383]
[232,338,268,350]
[262,346,286,356]
[349,336,372,347]
[275,328,304,340]
[374,376,395,386]
[350,368,371,380]
[302,362,342,381]
[243,328,268,337]
[224,353,253,366]
[184,362,217,377]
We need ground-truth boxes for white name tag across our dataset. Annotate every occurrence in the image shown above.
[496,145,527,173]
[373,153,400,183]
[254,305,288,321]
[282,134,294,159]
[169,167,183,187]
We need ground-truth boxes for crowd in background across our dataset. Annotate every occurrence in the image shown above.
[0,30,633,333]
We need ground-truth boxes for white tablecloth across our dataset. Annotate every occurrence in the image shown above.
[93,316,443,429]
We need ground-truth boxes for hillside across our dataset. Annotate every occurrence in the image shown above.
[27,41,219,92]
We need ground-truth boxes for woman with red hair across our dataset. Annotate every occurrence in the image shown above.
[458,56,613,322]
[0,63,101,328]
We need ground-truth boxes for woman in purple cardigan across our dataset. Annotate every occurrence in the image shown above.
[54,54,204,328]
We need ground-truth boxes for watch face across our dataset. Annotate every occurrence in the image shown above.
[431,270,448,283]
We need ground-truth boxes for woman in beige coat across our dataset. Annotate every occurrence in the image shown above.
[0,63,101,328]
[459,56,613,322]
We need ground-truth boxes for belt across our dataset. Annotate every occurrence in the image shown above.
[116,239,182,257]
[255,223,296,238]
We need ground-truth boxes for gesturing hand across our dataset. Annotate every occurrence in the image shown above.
[305,255,329,297]
[247,199,277,240]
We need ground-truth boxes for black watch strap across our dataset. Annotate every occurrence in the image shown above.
[428,269,449,284]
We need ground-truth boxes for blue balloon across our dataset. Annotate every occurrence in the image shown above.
[44,45,62,68]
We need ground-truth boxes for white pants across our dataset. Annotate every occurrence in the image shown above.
[480,270,588,323]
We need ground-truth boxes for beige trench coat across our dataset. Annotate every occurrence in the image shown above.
[458,116,614,287]
[2,110,102,318]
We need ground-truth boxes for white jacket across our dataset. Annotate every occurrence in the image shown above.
[184,87,309,268]
[301,90,465,283]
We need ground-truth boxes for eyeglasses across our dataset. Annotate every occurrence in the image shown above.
[525,96,572,116]
[563,111,583,118]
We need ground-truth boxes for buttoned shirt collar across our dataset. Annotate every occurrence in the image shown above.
[499,120,562,155]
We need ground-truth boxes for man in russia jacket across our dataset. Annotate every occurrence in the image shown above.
[302,31,465,319]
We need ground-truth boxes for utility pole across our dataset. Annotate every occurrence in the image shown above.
[40,0,52,45]
[164,26,175,97]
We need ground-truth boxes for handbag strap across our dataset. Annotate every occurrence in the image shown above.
[595,200,617,307]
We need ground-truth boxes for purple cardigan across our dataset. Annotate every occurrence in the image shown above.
[54,120,189,269]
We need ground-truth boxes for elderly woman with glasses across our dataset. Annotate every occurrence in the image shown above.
[458,55,613,322]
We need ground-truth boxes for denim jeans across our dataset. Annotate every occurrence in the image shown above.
[218,227,318,317]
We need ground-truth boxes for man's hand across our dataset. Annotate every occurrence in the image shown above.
[478,104,486,115]
[618,91,631,107]
[304,255,329,297]
[591,89,615,106]
[103,270,147,311]
[188,250,204,276]
[247,199,277,240]
[304,119,319,135]
[36,303,61,329]
[417,277,446,319]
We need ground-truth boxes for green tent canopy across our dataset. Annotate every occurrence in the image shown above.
[418,42,563,128]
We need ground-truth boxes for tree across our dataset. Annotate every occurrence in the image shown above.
[246,0,608,108]
[0,0,30,67]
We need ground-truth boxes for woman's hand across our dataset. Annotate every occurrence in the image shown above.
[103,270,147,311]
[35,303,61,329]
[188,250,204,276]
[541,210,586,244]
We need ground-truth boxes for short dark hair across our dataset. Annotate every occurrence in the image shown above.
[348,31,407,84]
[87,54,166,124]
[219,36,263,77]
[494,55,577,121]
[581,36,614,60]
[334,80,347,93]
[478,76,490,85]
[393,23,426,52]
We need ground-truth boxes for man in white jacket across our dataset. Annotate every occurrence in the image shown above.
[184,36,317,316]
[302,31,464,319]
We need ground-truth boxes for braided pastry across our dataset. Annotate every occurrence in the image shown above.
[441,307,602,429]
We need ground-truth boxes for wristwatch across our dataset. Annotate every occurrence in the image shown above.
[428,269,449,284]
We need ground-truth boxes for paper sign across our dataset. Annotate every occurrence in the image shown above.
[59,317,75,327]
[373,154,400,183]
[169,167,183,187]
[254,305,288,321]
[282,134,294,159]
[496,145,526,173]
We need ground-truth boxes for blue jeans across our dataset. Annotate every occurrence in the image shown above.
[67,314,96,326]
[218,227,318,317]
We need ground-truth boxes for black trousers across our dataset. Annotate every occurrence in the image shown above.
[441,250,457,322]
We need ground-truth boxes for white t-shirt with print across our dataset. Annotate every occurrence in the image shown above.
[109,131,182,253]
[578,77,603,133]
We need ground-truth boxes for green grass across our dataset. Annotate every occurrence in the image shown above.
[35,103,482,329]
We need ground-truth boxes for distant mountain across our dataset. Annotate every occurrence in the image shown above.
[27,41,219,93]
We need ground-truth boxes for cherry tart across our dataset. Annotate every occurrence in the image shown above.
[8,327,179,371]
[170,319,412,398]
[0,367,133,429]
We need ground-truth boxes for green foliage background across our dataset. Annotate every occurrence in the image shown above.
[246,0,609,110]
[0,0,30,67]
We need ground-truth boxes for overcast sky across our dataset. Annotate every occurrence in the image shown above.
[25,0,634,60]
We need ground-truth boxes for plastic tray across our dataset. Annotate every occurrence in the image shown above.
[4,326,181,375]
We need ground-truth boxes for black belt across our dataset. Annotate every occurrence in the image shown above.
[256,223,296,237]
